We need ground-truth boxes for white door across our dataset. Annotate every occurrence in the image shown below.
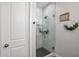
[0,2,30,57]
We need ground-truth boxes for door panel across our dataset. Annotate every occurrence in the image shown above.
[0,2,29,57]
[11,46,26,57]
[11,3,25,40]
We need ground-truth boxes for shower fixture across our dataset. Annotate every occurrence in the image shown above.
[44,16,48,19]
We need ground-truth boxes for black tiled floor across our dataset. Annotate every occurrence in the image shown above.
[36,47,51,57]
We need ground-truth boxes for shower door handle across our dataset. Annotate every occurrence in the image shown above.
[33,21,35,24]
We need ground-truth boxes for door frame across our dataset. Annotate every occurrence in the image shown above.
[29,2,36,57]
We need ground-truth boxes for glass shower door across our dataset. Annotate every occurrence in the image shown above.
[36,2,56,57]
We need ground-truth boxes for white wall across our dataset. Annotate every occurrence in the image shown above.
[56,2,79,57]
[43,3,55,52]
[36,7,43,49]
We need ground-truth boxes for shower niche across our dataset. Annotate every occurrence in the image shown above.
[36,2,56,57]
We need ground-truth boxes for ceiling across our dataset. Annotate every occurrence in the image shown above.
[37,2,52,8]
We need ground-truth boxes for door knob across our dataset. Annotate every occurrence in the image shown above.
[4,44,9,48]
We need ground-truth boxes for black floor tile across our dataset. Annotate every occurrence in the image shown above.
[36,47,51,57]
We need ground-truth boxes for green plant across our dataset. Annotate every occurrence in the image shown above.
[64,22,79,31]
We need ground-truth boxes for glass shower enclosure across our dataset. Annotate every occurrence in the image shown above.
[36,2,56,57]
